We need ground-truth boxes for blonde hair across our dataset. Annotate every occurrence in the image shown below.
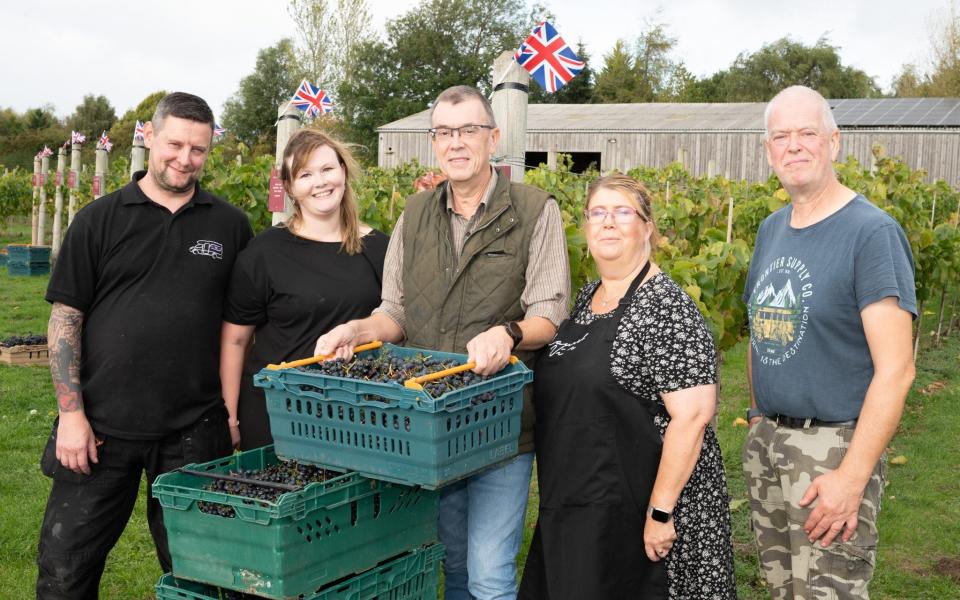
[281,129,363,255]
[586,174,660,246]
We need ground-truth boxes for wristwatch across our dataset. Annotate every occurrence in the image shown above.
[648,506,672,523]
[503,321,523,350]
[746,407,763,421]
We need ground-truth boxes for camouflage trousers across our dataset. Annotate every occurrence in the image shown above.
[742,417,887,600]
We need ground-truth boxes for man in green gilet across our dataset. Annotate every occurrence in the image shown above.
[316,85,569,599]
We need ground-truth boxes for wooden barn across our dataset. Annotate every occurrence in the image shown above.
[376,98,960,183]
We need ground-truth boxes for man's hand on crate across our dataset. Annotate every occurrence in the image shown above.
[315,314,403,361]
[56,412,99,475]
[315,322,363,361]
[466,326,514,376]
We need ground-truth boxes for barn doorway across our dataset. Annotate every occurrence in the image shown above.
[524,151,602,173]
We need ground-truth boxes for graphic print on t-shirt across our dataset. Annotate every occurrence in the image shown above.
[748,255,814,367]
[188,239,224,259]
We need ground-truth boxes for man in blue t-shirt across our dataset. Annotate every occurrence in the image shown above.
[742,86,916,600]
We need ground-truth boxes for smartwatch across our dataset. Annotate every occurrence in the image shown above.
[746,407,763,421]
[648,506,672,523]
[503,321,523,350]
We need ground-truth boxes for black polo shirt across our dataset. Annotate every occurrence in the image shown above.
[46,171,254,440]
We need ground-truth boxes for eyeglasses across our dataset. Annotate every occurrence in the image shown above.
[428,124,494,141]
[584,207,648,224]
[767,128,822,148]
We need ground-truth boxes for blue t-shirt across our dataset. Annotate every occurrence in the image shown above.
[742,195,917,421]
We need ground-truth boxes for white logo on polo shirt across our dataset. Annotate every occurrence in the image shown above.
[188,239,224,260]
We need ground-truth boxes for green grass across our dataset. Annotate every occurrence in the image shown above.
[1,258,958,598]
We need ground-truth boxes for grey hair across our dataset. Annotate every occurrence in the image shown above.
[152,92,215,132]
[429,85,497,127]
[764,85,837,137]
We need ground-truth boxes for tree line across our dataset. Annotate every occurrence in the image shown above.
[2,0,959,170]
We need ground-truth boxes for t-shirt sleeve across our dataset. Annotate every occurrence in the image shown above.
[854,222,917,317]
[644,286,718,395]
[223,248,269,326]
[742,218,767,305]
[45,217,99,312]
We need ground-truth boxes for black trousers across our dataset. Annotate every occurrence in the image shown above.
[36,406,232,600]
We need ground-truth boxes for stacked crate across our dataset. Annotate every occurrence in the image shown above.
[6,244,50,276]
[154,446,442,600]
[156,342,531,599]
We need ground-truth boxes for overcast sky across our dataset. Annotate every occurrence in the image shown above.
[0,0,951,120]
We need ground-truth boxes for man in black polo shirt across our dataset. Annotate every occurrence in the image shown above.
[37,92,253,599]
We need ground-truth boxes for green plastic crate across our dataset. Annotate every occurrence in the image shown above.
[153,446,439,600]
[253,343,532,489]
[155,544,444,600]
[6,244,50,265]
[6,244,50,276]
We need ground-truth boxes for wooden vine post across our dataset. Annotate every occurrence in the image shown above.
[31,156,40,244]
[38,153,50,245]
[68,141,82,225]
[52,147,67,260]
[130,135,146,178]
[271,102,303,225]
[491,51,529,184]
[94,145,108,200]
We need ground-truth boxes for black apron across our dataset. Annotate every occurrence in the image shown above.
[520,265,668,600]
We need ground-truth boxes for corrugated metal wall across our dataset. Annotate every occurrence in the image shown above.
[378,129,960,184]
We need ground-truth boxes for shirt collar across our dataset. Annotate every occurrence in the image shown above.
[123,170,212,206]
[445,167,498,215]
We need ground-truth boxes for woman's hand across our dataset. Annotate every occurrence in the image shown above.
[229,422,241,450]
[644,514,677,562]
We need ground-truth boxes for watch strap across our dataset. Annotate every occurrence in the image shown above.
[503,321,523,349]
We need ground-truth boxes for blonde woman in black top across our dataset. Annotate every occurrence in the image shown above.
[220,130,387,449]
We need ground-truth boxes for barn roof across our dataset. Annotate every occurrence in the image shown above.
[378,98,960,133]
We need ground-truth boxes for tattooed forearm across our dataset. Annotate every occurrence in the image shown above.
[48,303,84,413]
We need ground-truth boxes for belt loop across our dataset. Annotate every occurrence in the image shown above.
[803,418,812,429]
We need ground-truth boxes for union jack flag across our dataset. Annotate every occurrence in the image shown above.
[71,131,86,145]
[213,123,226,140]
[514,21,584,93]
[37,146,53,159]
[98,131,113,153]
[133,120,145,144]
[290,80,334,118]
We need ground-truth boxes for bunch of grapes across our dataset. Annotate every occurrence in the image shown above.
[197,460,333,518]
[300,350,496,403]
[1,334,47,347]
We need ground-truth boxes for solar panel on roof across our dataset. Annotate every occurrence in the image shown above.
[828,97,960,127]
